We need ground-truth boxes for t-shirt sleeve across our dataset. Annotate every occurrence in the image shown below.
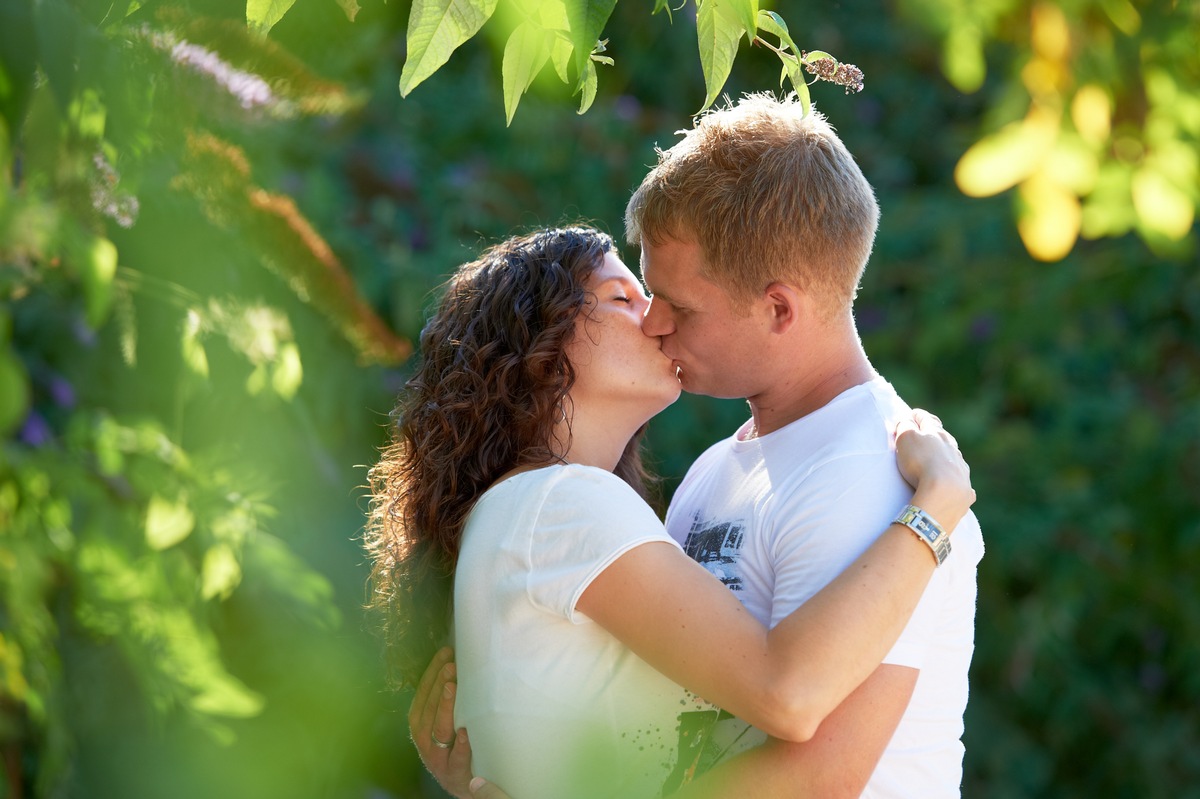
[525,466,681,624]
[765,454,939,669]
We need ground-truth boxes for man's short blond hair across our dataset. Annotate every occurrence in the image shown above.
[626,94,879,316]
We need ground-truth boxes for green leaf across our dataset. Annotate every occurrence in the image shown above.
[32,0,76,112]
[502,21,552,125]
[145,494,195,550]
[727,0,758,41]
[563,0,617,80]
[246,0,298,34]
[801,49,834,63]
[575,58,598,115]
[0,0,37,132]
[77,236,118,329]
[550,30,573,83]
[334,0,361,22]
[181,310,209,379]
[697,0,744,110]
[0,345,30,437]
[271,341,303,399]
[201,544,242,600]
[399,0,500,97]
[756,10,799,56]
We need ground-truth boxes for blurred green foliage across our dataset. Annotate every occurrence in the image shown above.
[0,0,1197,797]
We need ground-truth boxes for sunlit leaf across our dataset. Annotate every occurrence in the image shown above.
[756,11,799,57]
[942,23,984,93]
[726,0,757,41]
[76,235,119,329]
[575,57,597,115]
[191,674,264,718]
[563,0,617,80]
[1132,166,1195,240]
[271,341,303,399]
[1017,172,1081,262]
[201,544,242,600]
[697,0,744,110]
[181,312,210,379]
[502,21,552,125]
[246,0,297,34]
[1071,85,1111,145]
[955,105,1059,197]
[399,0,500,97]
[145,494,195,550]
[334,0,360,22]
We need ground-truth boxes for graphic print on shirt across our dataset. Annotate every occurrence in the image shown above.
[681,511,747,591]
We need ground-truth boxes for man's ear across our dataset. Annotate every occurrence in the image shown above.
[762,282,804,334]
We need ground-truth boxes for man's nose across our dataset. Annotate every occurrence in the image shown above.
[641,297,674,337]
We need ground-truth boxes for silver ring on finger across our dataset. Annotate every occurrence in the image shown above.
[431,732,453,749]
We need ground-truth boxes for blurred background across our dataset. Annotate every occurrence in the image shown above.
[1,0,1197,796]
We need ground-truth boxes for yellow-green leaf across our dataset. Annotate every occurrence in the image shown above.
[1132,166,1195,240]
[145,494,195,550]
[563,0,617,78]
[575,58,598,115]
[271,341,303,399]
[201,544,243,600]
[246,0,297,33]
[955,106,1059,197]
[78,236,118,329]
[399,0,500,96]
[1017,172,1081,262]
[503,21,552,125]
[941,23,985,93]
[697,0,744,110]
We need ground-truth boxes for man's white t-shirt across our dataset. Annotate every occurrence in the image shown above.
[666,377,985,798]
[454,464,719,799]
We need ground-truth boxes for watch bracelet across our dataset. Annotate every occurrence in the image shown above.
[893,504,952,565]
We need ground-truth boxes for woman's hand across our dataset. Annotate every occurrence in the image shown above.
[895,409,976,534]
[408,647,475,799]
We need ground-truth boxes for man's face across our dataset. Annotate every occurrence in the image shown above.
[638,237,770,399]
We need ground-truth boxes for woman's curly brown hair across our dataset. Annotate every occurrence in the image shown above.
[364,226,654,687]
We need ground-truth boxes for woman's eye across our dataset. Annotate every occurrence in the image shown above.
[613,296,632,304]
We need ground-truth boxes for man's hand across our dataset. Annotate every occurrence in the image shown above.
[469,777,513,799]
[408,646,474,799]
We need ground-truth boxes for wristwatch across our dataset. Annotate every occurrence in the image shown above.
[893,504,952,566]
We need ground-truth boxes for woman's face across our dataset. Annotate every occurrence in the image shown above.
[565,252,682,422]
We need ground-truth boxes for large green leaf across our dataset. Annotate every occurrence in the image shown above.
[502,21,552,125]
[697,0,745,110]
[0,0,37,132]
[399,0,500,97]
[562,0,617,79]
[246,0,297,34]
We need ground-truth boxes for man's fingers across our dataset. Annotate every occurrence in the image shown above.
[448,728,473,776]
[430,679,458,750]
[421,662,456,742]
[408,646,454,728]
[470,777,513,799]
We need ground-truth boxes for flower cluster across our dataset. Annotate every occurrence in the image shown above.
[803,56,865,94]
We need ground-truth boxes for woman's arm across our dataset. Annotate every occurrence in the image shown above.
[576,411,974,743]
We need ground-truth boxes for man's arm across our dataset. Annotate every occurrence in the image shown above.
[670,664,916,798]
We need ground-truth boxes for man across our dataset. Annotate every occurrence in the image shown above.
[411,94,983,797]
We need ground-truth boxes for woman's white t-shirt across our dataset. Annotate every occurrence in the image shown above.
[454,464,719,799]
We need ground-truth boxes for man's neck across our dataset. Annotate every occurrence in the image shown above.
[746,327,876,438]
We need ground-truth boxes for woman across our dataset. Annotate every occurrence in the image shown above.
[365,227,974,798]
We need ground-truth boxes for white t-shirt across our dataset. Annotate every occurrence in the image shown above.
[454,464,719,799]
[666,377,985,798]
